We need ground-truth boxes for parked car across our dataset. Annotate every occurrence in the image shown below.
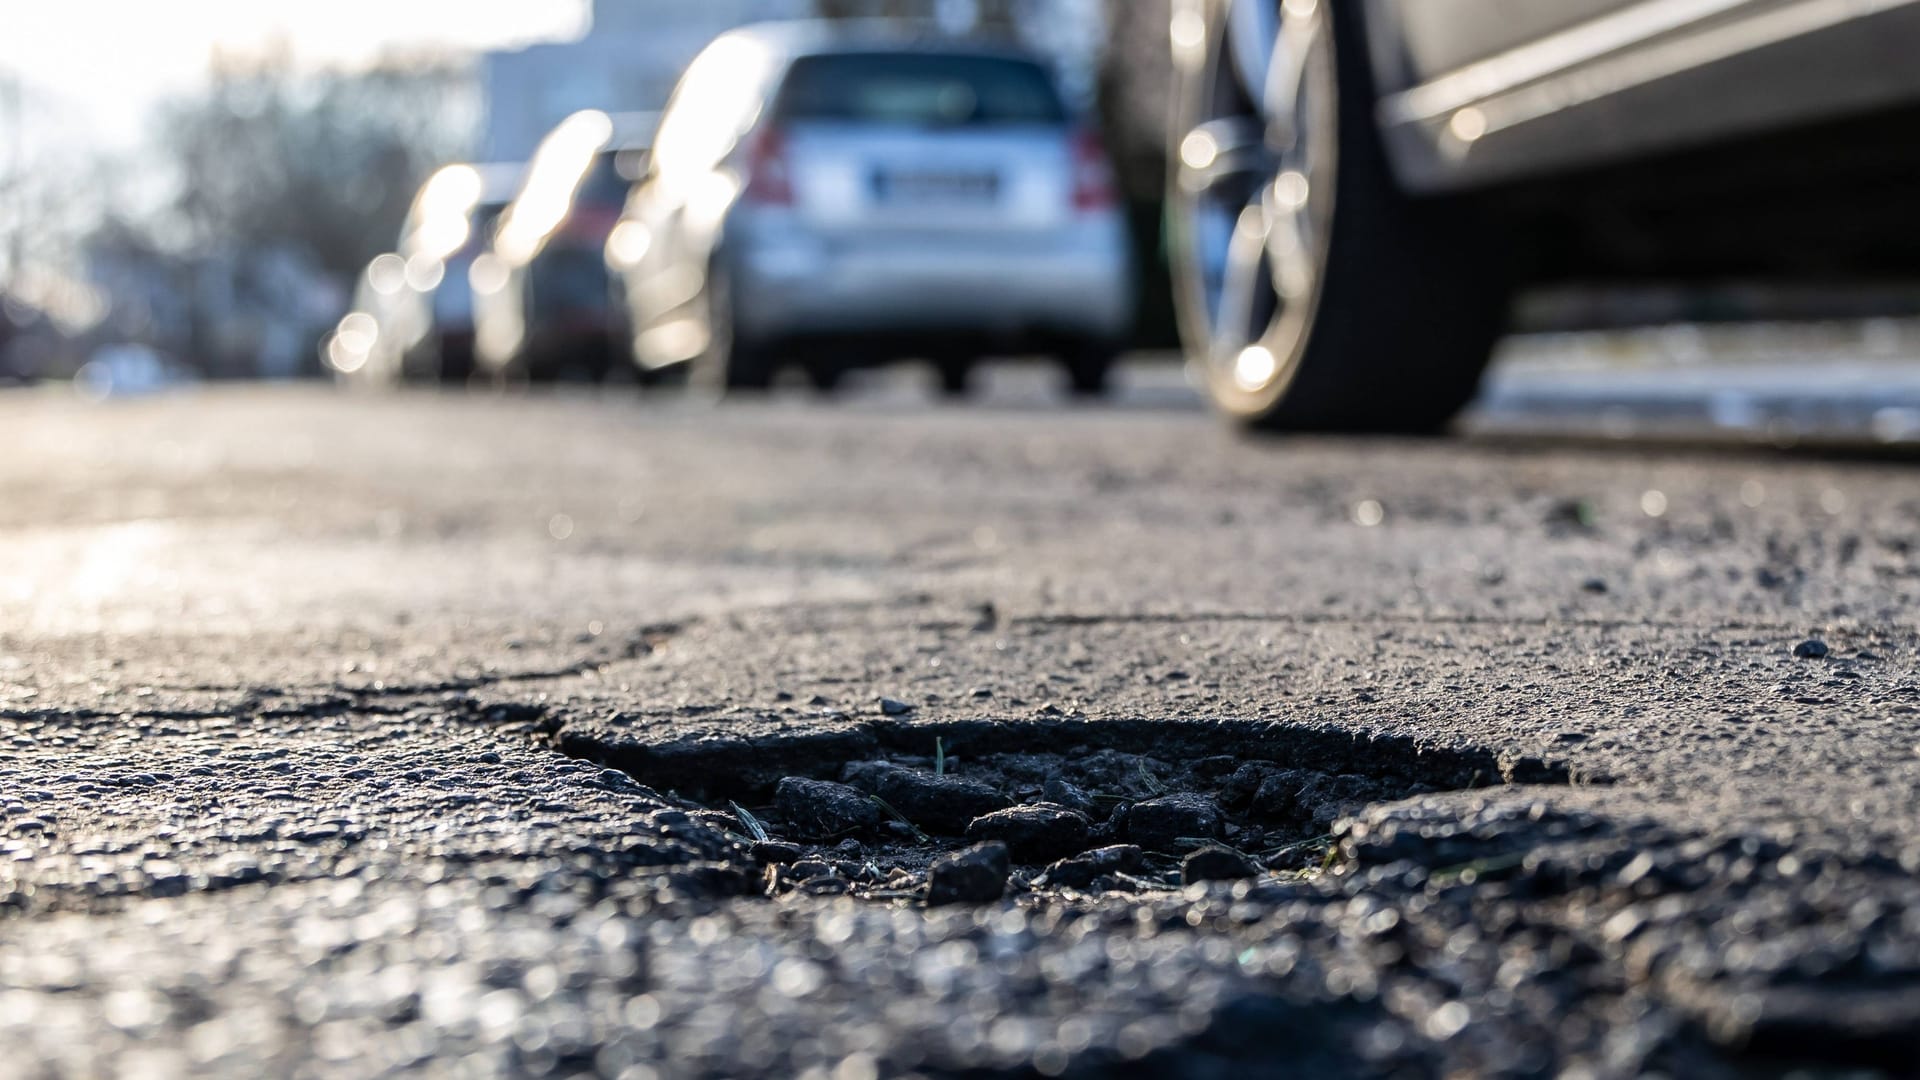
[397,163,522,382]
[1168,0,1920,431]
[608,23,1132,395]
[325,163,521,385]
[474,111,656,382]
[324,253,410,382]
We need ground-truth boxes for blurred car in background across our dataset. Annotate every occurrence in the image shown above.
[609,22,1132,395]
[399,163,522,382]
[473,110,656,383]
[325,163,520,384]
[325,254,407,382]
[73,343,199,400]
[1169,0,1920,433]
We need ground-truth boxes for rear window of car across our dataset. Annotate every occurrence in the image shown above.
[776,52,1067,127]
[576,150,648,210]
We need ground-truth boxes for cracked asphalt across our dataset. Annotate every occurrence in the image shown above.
[5,377,1920,1078]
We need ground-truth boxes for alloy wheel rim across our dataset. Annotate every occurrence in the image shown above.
[1174,0,1334,410]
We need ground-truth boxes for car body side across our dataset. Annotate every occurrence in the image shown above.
[1357,0,1920,283]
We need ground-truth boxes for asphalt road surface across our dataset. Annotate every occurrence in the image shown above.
[5,368,1920,1078]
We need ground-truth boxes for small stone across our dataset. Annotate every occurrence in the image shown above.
[1190,756,1242,782]
[972,603,998,631]
[1291,774,1385,832]
[1042,777,1094,815]
[1090,803,1129,845]
[1127,793,1223,852]
[1581,578,1610,594]
[965,804,1091,862]
[1545,498,1597,531]
[841,761,1010,834]
[1242,768,1316,818]
[751,840,805,865]
[1040,844,1142,889]
[878,697,914,716]
[1182,845,1260,885]
[1793,639,1830,660]
[926,842,1011,906]
[774,778,881,839]
[1221,757,1282,807]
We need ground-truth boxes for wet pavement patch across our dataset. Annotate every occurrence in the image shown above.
[555,717,1579,903]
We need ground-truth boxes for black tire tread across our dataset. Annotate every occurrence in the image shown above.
[1236,3,1510,434]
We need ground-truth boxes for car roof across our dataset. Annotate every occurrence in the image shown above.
[471,162,526,204]
[723,20,1053,67]
[602,111,661,152]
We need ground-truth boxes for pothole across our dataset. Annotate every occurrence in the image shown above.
[554,717,1581,905]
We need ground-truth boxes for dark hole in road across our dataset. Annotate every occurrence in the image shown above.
[555,718,1581,904]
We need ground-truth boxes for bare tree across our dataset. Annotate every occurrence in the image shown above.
[81,50,482,374]
[1095,0,1171,202]
[0,73,23,295]
[0,74,80,300]
[156,49,477,285]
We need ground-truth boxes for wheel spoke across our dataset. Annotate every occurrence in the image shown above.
[1214,202,1272,349]
[1265,163,1318,291]
[1224,0,1278,111]
[1177,117,1277,196]
[1266,206,1313,302]
[1263,1,1322,151]
[1177,0,1330,384]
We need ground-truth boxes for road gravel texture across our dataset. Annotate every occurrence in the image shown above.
[4,385,1920,1078]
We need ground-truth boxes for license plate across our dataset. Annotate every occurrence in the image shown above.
[870,169,1001,204]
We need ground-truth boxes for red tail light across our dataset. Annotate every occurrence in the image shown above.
[557,204,621,244]
[1071,129,1118,213]
[745,127,794,206]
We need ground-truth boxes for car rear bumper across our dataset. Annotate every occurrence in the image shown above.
[729,215,1134,346]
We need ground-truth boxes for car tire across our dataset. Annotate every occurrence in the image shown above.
[438,339,475,385]
[805,362,844,395]
[1061,346,1115,398]
[639,361,691,391]
[1169,0,1509,433]
[521,348,561,384]
[935,357,974,398]
[580,335,615,385]
[696,263,775,393]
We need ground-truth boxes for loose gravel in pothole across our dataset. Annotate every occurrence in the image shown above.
[579,728,1544,905]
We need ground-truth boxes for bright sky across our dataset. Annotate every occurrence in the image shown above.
[1,0,590,149]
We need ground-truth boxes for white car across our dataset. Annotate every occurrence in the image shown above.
[608,22,1134,395]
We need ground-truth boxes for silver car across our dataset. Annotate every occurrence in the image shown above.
[325,163,519,385]
[608,23,1133,395]
[1170,0,1920,432]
